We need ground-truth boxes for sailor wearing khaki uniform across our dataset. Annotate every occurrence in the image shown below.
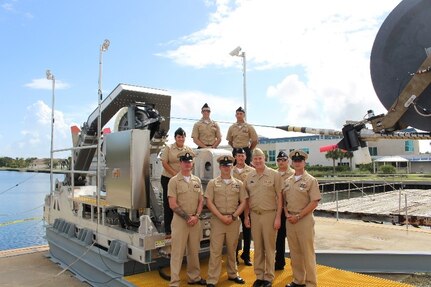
[244,148,283,287]
[161,127,193,235]
[226,106,258,165]
[205,155,247,287]
[232,148,255,183]
[192,103,222,149]
[232,147,254,266]
[283,150,321,287]
[168,151,206,287]
[275,151,295,271]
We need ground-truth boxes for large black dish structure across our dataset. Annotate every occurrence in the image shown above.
[370,0,431,132]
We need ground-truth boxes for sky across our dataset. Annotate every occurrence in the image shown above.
[1,0,429,159]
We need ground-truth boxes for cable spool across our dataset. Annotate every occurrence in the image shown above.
[113,105,163,139]
[370,0,431,131]
[113,107,128,132]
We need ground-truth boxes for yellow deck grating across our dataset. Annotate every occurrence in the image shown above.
[73,196,110,206]
[124,254,413,287]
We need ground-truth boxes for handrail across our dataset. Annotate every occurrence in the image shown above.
[318,178,415,229]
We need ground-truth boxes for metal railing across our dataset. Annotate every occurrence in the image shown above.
[318,177,413,230]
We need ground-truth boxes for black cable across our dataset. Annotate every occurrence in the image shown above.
[95,243,125,276]
[0,173,39,195]
[158,266,171,281]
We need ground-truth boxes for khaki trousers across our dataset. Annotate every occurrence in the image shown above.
[207,217,241,284]
[250,210,277,282]
[169,214,202,287]
[286,214,317,287]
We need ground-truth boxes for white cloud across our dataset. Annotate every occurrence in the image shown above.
[2,3,14,11]
[21,129,40,145]
[1,1,34,20]
[25,78,71,90]
[28,100,69,141]
[165,89,242,146]
[159,0,401,135]
[160,0,401,69]
[6,101,73,158]
[169,89,240,121]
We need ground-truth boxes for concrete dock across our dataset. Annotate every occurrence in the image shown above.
[0,245,87,286]
[1,217,431,286]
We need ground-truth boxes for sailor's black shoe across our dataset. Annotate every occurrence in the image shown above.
[286,282,306,287]
[252,279,264,287]
[188,279,207,285]
[228,276,245,284]
[274,263,285,270]
[240,254,252,266]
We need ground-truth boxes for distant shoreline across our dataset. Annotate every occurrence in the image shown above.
[0,168,64,174]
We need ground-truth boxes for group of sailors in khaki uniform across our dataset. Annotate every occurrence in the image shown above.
[164,103,321,287]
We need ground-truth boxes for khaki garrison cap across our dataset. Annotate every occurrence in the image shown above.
[252,148,265,157]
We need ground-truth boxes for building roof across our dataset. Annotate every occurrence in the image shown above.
[259,134,342,144]
[404,154,431,162]
[374,156,408,162]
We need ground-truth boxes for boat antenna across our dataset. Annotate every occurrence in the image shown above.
[97,39,110,225]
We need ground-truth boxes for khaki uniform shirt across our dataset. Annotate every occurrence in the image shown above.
[191,119,221,146]
[205,176,248,215]
[168,173,203,215]
[245,166,282,211]
[278,167,294,181]
[226,122,258,148]
[232,164,255,183]
[161,143,193,178]
[283,171,321,213]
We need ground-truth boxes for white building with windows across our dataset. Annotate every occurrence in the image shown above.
[255,130,431,172]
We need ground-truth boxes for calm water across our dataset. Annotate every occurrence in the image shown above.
[0,171,63,251]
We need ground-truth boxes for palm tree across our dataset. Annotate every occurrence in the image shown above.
[325,149,343,173]
[343,151,354,171]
